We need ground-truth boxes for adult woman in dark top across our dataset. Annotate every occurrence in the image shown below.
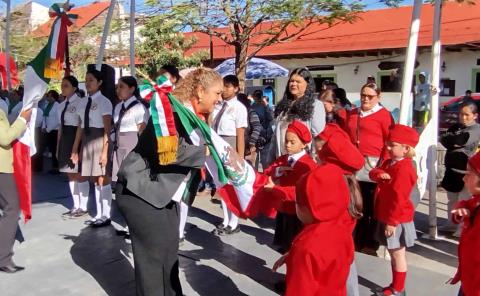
[439,101,480,236]
[116,68,222,296]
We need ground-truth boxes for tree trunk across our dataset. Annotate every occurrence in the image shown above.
[234,41,249,93]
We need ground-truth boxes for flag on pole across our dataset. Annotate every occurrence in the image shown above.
[13,4,76,222]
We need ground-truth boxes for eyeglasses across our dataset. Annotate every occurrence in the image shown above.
[360,93,377,100]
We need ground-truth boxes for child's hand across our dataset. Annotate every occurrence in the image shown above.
[272,253,288,272]
[451,208,470,220]
[385,224,396,237]
[378,173,391,180]
[264,176,275,190]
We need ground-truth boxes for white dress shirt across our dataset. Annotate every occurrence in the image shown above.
[78,91,113,129]
[360,104,383,118]
[58,93,83,127]
[42,101,60,132]
[113,96,148,132]
[212,96,248,137]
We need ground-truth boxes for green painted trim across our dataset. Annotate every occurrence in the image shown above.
[314,72,337,82]
[472,68,480,92]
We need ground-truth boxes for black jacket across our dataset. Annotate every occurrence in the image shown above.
[117,113,205,208]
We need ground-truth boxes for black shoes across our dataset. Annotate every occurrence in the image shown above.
[91,218,111,228]
[0,264,25,274]
[212,224,240,236]
[62,209,88,219]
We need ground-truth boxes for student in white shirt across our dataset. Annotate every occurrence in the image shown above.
[57,76,89,219]
[211,75,248,236]
[72,69,113,228]
[41,90,60,173]
[111,76,148,182]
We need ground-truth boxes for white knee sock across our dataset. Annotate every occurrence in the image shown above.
[69,181,80,209]
[77,181,90,211]
[221,199,230,227]
[100,184,113,219]
[94,185,102,219]
[227,211,239,229]
[179,201,189,239]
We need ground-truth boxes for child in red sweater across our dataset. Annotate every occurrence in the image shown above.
[262,120,317,253]
[369,124,419,296]
[272,123,365,296]
[449,152,480,296]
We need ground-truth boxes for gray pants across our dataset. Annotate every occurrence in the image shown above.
[0,173,20,267]
[347,261,360,296]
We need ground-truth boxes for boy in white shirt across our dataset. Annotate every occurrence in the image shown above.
[211,75,248,235]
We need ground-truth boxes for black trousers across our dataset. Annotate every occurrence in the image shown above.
[353,181,380,251]
[116,186,182,296]
[0,173,20,267]
[31,128,44,172]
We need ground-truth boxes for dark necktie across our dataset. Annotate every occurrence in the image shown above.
[60,101,70,126]
[114,103,127,150]
[288,157,295,167]
[212,102,228,132]
[84,97,92,135]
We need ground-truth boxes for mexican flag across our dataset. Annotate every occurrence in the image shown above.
[13,5,75,222]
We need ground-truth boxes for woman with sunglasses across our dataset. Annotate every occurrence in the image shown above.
[344,83,395,256]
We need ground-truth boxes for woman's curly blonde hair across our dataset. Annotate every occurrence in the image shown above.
[172,68,223,104]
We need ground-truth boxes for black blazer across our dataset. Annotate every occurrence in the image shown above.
[117,112,206,208]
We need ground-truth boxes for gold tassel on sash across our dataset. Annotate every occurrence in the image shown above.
[157,135,179,165]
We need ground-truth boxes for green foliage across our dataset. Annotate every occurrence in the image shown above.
[137,15,208,77]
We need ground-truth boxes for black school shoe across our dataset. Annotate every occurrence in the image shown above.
[219,225,240,236]
[0,263,25,274]
[91,218,111,228]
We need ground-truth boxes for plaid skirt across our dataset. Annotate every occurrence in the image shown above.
[81,127,112,177]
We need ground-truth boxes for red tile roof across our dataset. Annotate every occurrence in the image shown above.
[31,1,110,37]
[185,2,480,60]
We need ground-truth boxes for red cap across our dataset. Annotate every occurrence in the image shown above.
[469,152,480,174]
[388,124,419,147]
[317,124,365,175]
[296,163,349,222]
[286,120,312,143]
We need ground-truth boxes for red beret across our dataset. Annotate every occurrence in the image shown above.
[317,124,365,175]
[388,124,419,147]
[286,120,312,143]
[469,152,480,174]
[296,163,350,222]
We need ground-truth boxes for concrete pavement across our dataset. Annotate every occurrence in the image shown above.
[0,171,460,295]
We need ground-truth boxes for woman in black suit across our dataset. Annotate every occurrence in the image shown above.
[116,68,223,296]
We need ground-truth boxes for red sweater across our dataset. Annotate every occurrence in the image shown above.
[452,195,480,296]
[263,153,317,214]
[344,107,394,158]
[370,158,417,226]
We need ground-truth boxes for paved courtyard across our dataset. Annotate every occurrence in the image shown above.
[0,171,461,296]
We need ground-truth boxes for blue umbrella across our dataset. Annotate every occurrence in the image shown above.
[214,57,289,79]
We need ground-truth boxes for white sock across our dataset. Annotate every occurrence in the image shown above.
[221,199,229,227]
[227,211,239,229]
[100,184,113,219]
[69,181,80,209]
[179,201,189,239]
[77,181,90,211]
[94,185,102,219]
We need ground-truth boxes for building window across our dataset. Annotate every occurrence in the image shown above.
[472,68,480,93]
[439,79,455,96]
[313,73,337,93]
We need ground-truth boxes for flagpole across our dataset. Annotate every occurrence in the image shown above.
[427,0,442,240]
[129,0,135,76]
[96,0,117,70]
[4,0,12,90]
[398,0,422,125]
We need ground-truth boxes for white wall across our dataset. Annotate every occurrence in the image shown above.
[261,49,480,104]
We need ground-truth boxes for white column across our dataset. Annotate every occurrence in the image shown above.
[4,0,12,90]
[398,0,423,125]
[427,0,442,240]
[129,0,135,76]
[96,0,117,70]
